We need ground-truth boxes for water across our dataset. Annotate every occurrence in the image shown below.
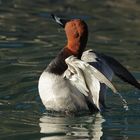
[0,0,140,139]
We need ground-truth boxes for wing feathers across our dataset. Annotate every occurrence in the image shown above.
[64,56,117,110]
[101,54,140,89]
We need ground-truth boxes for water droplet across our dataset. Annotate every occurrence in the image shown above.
[116,92,129,111]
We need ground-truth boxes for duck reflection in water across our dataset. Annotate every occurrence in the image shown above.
[39,113,105,140]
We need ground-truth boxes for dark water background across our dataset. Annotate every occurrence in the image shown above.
[0,0,140,140]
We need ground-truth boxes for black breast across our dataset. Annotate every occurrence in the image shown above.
[46,48,73,75]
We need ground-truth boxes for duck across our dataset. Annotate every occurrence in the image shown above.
[38,14,140,114]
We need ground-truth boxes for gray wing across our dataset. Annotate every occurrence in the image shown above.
[81,49,113,81]
[100,54,140,89]
[81,49,114,108]
[82,49,140,89]
[64,55,117,110]
[82,49,140,109]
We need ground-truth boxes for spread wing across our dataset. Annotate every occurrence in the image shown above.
[63,56,117,110]
[100,54,140,89]
[82,49,140,90]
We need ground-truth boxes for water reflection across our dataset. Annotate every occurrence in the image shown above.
[39,113,105,140]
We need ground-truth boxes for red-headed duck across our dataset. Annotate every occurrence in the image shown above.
[38,15,140,114]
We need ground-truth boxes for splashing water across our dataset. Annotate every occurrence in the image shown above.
[116,92,129,111]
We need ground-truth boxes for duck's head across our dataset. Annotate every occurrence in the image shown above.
[52,14,88,58]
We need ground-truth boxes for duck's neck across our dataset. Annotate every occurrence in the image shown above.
[46,39,86,75]
[46,47,75,75]
[67,40,85,59]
